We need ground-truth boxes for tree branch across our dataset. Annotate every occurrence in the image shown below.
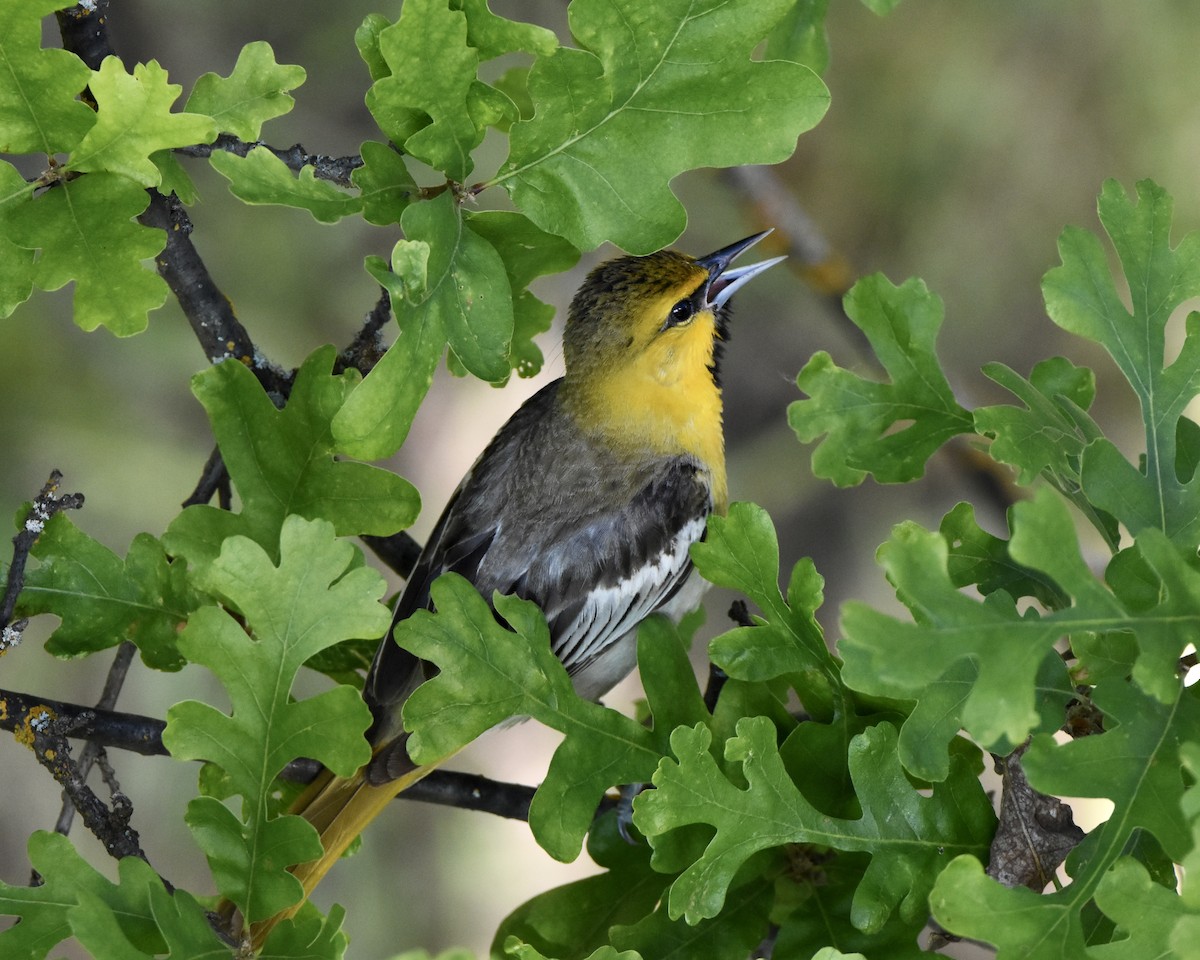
[1,471,85,651]
[55,1,115,72]
[53,642,137,838]
[18,701,149,868]
[0,686,565,822]
[176,135,363,188]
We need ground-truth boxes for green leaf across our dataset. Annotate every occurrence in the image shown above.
[209,147,362,223]
[771,853,928,959]
[930,857,1076,960]
[259,902,350,960]
[454,0,559,60]
[837,486,1200,754]
[150,148,199,204]
[0,0,95,154]
[609,874,774,960]
[634,719,992,929]
[765,0,831,74]
[1043,179,1200,547]
[692,502,845,725]
[17,516,199,670]
[506,942,643,960]
[69,58,217,185]
[0,832,223,959]
[164,347,419,570]
[7,174,168,335]
[975,357,1099,487]
[185,40,306,140]
[496,814,666,960]
[163,516,388,921]
[931,681,1200,956]
[1087,858,1188,960]
[352,139,417,226]
[1024,680,1197,871]
[1172,744,1200,956]
[493,0,829,253]
[70,882,226,960]
[790,274,973,486]
[461,211,580,379]
[333,193,515,458]
[396,574,663,861]
[365,0,482,181]
[939,500,1069,608]
[355,13,392,83]
[0,159,35,317]
[840,492,1094,753]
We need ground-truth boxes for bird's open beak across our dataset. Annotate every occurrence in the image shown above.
[697,230,786,309]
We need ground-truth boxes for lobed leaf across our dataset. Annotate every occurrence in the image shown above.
[634,718,992,929]
[974,357,1099,488]
[333,193,515,458]
[164,347,419,571]
[495,814,666,960]
[609,875,774,960]
[494,0,829,253]
[455,0,558,60]
[459,211,580,379]
[163,516,388,921]
[17,516,199,670]
[770,853,928,959]
[365,0,483,181]
[0,0,95,155]
[692,502,843,721]
[0,832,223,960]
[1043,179,1200,548]
[1087,859,1189,960]
[0,160,34,317]
[209,147,363,223]
[930,680,1200,956]
[396,574,663,861]
[185,40,306,141]
[69,58,217,185]
[7,174,167,335]
[839,485,1200,760]
[790,274,973,486]
[352,139,417,226]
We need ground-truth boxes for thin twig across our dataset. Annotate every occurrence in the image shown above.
[360,532,423,580]
[182,446,232,509]
[0,687,552,821]
[2,472,85,651]
[138,190,292,393]
[176,135,363,188]
[335,286,393,377]
[53,642,137,837]
[18,703,149,867]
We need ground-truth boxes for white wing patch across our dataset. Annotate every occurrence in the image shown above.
[553,515,708,675]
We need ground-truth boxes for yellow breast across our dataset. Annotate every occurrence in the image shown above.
[563,307,728,511]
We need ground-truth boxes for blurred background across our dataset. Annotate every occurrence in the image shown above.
[3,0,1198,956]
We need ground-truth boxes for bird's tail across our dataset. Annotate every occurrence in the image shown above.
[246,758,439,949]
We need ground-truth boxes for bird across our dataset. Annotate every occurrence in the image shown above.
[251,230,784,945]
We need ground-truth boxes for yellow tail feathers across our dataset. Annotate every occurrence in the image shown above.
[248,760,441,949]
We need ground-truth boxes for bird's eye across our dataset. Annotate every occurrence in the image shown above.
[667,299,694,327]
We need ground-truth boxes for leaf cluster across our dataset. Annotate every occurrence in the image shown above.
[790,177,1200,957]
[5,1,1200,960]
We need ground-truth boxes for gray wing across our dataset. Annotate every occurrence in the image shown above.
[362,380,712,777]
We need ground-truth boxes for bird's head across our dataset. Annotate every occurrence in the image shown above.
[558,232,783,487]
[562,231,783,389]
